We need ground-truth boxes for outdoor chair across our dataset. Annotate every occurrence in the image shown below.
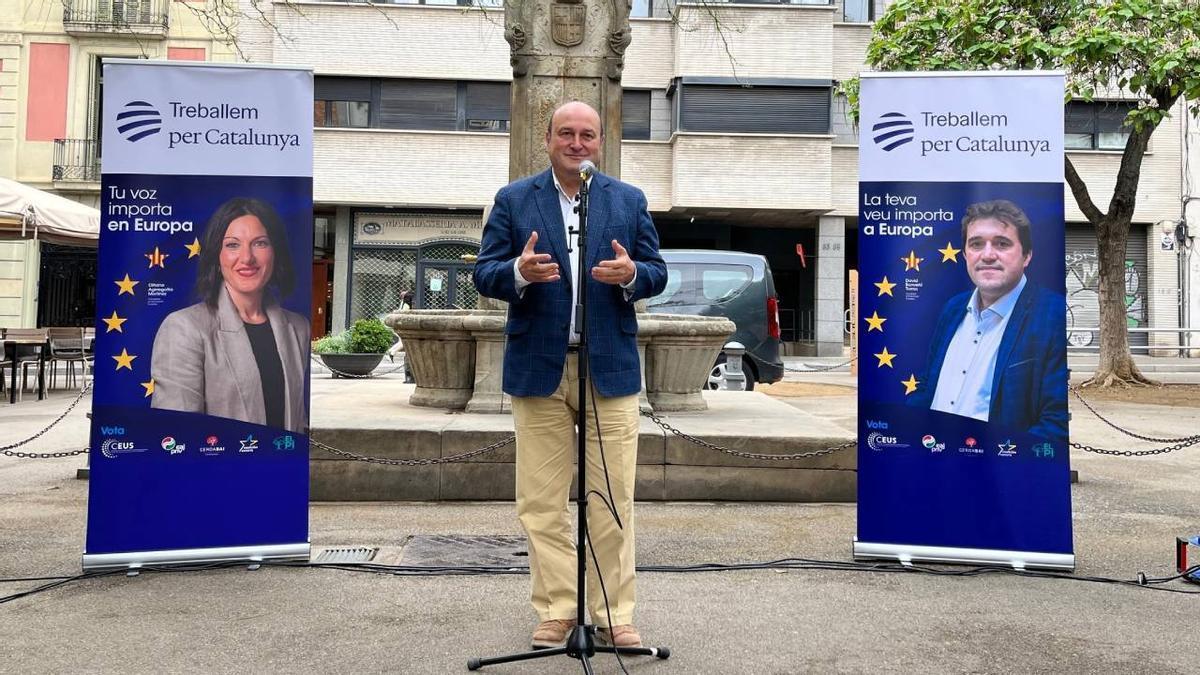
[48,327,92,390]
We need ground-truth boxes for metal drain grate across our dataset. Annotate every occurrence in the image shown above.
[400,535,528,567]
[312,547,379,564]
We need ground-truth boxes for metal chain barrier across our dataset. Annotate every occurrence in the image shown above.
[1,381,93,459]
[785,357,857,373]
[1068,385,1200,444]
[640,409,853,460]
[311,436,514,466]
[309,355,407,379]
[1067,384,1200,457]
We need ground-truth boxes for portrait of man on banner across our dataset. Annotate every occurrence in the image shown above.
[150,197,310,433]
[908,199,1068,444]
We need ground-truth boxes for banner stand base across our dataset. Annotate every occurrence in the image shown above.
[854,540,1074,572]
[83,543,310,572]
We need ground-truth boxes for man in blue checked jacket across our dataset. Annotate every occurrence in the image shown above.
[473,101,666,652]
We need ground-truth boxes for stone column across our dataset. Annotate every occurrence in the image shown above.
[505,0,631,181]
[464,312,512,414]
[331,206,352,333]
[815,216,846,357]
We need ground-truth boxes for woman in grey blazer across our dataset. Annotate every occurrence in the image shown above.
[151,198,309,433]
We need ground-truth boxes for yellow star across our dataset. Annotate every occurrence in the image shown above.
[112,348,136,371]
[938,242,961,263]
[146,246,169,269]
[873,346,896,368]
[102,311,128,333]
[864,311,886,332]
[901,374,919,395]
[115,274,139,296]
[141,379,155,397]
[185,238,202,259]
[901,250,923,272]
[874,276,896,297]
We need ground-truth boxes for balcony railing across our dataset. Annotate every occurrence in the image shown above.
[52,139,101,183]
[63,0,168,36]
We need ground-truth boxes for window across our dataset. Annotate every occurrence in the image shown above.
[465,81,510,132]
[315,77,372,128]
[622,90,651,140]
[672,79,831,134]
[314,215,335,253]
[380,80,458,130]
[1065,101,1135,150]
[648,263,753,307]
[842,0,873,22]
[648,268,685,307]
[314,76,510,133]
[701,265,752,302]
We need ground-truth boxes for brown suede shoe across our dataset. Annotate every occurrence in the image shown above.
[596,624,642,648]
[531,618,577,650]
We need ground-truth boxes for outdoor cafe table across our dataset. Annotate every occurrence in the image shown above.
[3,337,48,404]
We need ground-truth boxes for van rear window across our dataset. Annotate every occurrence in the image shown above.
[649,263,752,307]
[701,266,752,301]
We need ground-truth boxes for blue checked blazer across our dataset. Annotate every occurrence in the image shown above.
[473,168,667,398]
[909,281,1068,444]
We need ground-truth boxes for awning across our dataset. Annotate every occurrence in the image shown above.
[0,177,100,246]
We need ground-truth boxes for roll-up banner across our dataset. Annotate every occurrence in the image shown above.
[84,61,314,570]
[854,72,1073,570]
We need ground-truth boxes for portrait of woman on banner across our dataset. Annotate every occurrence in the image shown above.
[151,197,309,433]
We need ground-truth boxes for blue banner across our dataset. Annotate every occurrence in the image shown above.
[85,62,313,569]
[855,73,1073,569]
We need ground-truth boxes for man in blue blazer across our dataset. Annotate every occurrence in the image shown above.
[909,200,1067,445]
[473,101,667,650]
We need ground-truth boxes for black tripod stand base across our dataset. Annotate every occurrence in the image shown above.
[467,625,671,670]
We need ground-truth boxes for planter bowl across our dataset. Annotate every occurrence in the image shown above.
[317,353,386,378]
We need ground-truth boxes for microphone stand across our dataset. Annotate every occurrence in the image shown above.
[468,167,671,672]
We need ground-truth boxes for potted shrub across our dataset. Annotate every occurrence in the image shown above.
[313,318,395,377]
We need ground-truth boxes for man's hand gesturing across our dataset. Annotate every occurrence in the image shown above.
[518,231,560,283]
[591,240,635,286]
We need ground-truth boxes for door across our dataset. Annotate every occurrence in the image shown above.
[419,263,453,309]
[311,260,330,339]
[417,262,477,309]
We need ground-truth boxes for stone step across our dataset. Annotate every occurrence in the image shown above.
[309,385,856,502]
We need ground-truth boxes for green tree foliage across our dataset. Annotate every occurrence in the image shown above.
[845,0,1200,386]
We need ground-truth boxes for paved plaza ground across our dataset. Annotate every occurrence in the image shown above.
[1,359,1199,673]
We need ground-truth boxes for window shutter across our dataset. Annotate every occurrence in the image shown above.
[315,76,372,102]
[379,80,457,130]
[622,90,651,140]
[1064,102,1096,135]
[679,85,829,134]
[465,82,511,122]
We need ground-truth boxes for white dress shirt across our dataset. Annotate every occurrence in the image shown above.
[930,274,1027,421]
[512,172,636,343]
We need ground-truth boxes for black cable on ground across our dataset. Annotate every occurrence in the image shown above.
[5,560,1198,607]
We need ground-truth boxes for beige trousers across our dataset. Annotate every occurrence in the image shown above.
[511,353,639,628]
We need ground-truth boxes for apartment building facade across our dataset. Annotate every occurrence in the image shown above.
[233,0,1188,357]
[6,0,1191,359]
[0,0,233,327]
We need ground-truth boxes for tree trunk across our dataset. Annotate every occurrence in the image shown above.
[1083,216,1153,387]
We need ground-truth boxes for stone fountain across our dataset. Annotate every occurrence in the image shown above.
[385,307,733,413]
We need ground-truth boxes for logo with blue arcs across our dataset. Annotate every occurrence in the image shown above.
[872,112,915,151]
[116,101,163,142]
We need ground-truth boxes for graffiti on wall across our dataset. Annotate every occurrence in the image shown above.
[1064,251,1145,347]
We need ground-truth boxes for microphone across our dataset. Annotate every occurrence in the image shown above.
[578,160,597,180]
